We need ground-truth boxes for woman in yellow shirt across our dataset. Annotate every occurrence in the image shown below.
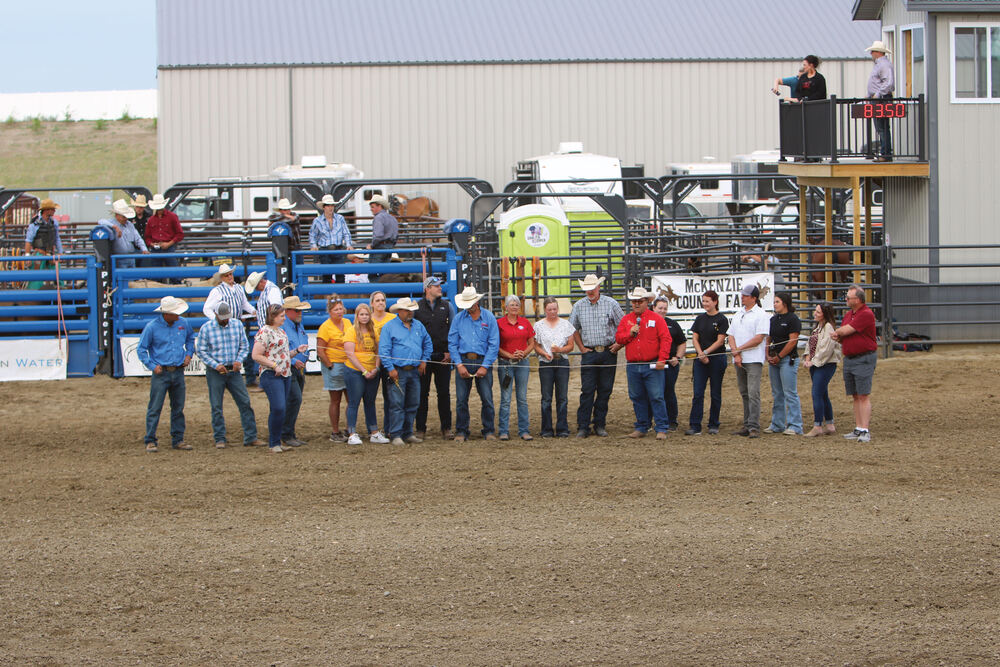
[343,303,386,445]
[369,291,396,437]
[317,297,354,442]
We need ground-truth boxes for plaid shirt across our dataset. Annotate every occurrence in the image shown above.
[569,294,624,347]
[195,317,249,368]
[309,213,352,248]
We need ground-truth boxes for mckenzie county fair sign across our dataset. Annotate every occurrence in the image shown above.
[0,339,68,382]
[649,272,775,316]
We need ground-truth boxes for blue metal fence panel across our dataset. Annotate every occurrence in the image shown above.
[0,254,102,377]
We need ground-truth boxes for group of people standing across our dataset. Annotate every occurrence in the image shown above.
[137,268,879,453]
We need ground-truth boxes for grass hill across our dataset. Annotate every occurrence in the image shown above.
[0,119,157,194]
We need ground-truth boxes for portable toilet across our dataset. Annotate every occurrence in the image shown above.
[497,204,571,312]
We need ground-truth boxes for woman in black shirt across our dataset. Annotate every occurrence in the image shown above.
[793,55,827,102]
[764,291,804,434]
[685,290,729,435]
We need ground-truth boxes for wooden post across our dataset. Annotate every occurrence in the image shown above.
[500,257,509,298]
[824,187,833,303]
[798,184,808,307]
[852,176,862,286]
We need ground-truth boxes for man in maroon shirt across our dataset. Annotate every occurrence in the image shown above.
[144,194,185,283]
[615,287,672,440]
[832,285,878,443]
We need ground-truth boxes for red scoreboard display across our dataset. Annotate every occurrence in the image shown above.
[850,102,908,119]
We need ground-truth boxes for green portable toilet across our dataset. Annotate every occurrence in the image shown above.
[497,205,571,307]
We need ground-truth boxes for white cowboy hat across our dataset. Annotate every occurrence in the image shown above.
[370,195,390,209]
[215,263,235,276]
[276,197,295,210]
[154,296,189,315]
[282,295,312,310]
[577,274,606,291]
[454,285,485,309]
[627,286,650,301]
[346,252,369,261]
[149,193,168,210]
[865,40,892,55]
[319,194,335,206]
[244,271,266,293]
[389,297,420,313]
[131,194,148,207]
[111,199,136,219]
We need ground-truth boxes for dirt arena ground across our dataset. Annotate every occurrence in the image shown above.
[2,348,999,665]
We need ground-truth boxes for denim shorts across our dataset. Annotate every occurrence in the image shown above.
[321,361,347,391]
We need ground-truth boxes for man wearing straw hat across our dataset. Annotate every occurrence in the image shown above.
[569,273,624,438]
[378,297,433,446]
[194,302,263,449]
[616,287,672,440]
[99,199,150,269]
[131,194,152,238]
[137,296,195,452]
[143,193,184,282]
[24,199,64,256]
[204,263,258,387]
[448,286,500,442]
[865,40,895,162]
[366,195,398,251]
[274,198,302,249]
[280,295,312,448]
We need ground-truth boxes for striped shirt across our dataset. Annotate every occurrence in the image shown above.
[203,281,254,320]
[255,281,283,329]
[569,294,624,348]
[195,317,249,368]
[309,213,353,248]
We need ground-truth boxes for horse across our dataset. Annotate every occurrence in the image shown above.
[806,235,852,285]
[389,194,441,245]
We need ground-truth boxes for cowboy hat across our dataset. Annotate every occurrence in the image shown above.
[154,296,189,315]
[215,263,235,276]
[626,286,651,301]
[577,273,606,291]
[132,194,148,207]
[319,194,336,206]
[282,295,312,310]
[454,285,485,309]
[346,252,369,261]
[149,193,168,210]
[370,195,390,209]
[865,40,891,54]
[244,271,266,293]
[389,297,419,313]
[111,199,136,219]
[276,197,296,210]
[38,198,60,211]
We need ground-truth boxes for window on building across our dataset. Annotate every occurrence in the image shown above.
[901,26,925,97]
[953,23,1000,101]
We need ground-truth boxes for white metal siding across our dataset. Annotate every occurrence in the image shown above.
[884,176,930,282]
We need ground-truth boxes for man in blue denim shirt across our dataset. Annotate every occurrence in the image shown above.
[99,199,149,269]
[448,286,500,443]
[137,296,195,452]
[280,296,312,448]
[378,297,432,446]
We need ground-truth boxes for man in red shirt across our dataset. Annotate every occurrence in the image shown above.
[832,285,878,443]
[615,287,672,440]
[143,194,185,283]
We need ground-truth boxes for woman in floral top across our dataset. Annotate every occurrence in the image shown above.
[252,304,307,453]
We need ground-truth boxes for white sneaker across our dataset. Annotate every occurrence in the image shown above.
[390,437,406,446]
[844,428,863,440]
[347,433,362,445]
[782,427,800,435]
[268,445,284,454]
[370,431,390,444]
[857,431,872,443]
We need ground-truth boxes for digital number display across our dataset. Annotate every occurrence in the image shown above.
[850,102,907,119]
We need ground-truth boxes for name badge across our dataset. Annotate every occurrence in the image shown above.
[646,320,656,328]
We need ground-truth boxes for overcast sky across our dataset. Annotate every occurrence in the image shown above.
[2,0,156,93]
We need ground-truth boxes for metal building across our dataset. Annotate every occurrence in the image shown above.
[157,0,879,216]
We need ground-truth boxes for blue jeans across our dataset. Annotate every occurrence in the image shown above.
[497,358,531,437]
[455,357,495,437]
[344,366,380,434]
[874,95,893,157]
[649,361,681,430]
[689,355,727,431]
[768,356,803,433]
[149,247,180,283]
[145,368,186,445]
[282,366,305,440]
[626,363,669,433]
[577,349,617,432]
[809,363,837,425]
[205,367,257,444]
[259,370,290,448]
[387,367,421,439]
[244,326,258,384]
[539,357,570,436]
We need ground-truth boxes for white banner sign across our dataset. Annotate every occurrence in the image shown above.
[650,272,776,316]
[0,339,68,382]
[120,334,323,376]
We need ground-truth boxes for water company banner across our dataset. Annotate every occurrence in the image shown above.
[0,339,68,382]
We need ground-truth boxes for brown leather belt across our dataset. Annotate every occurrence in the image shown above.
[592,345,607,353]
[162,365,179,372]
[399,365,417,371]
[463,353,481,360]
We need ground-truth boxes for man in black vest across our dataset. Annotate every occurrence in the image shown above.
[24,199,64,255]
[413,276,456,440]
